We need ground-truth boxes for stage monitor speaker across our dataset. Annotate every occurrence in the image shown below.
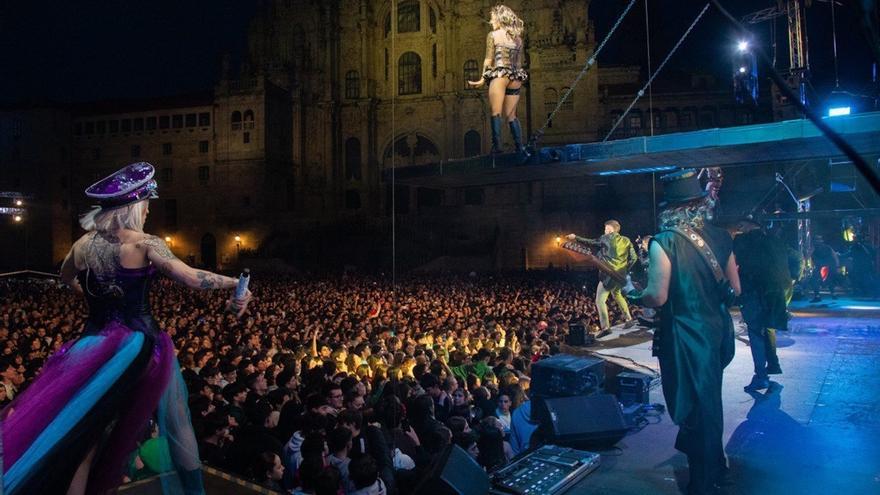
[566,323,587,346]
[541,393,627,449]
[414,444,490,495]
[530,354,605,399]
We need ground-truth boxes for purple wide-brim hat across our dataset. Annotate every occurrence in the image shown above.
[85,162,158,209]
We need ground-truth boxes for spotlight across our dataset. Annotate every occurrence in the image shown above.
[738,66,747,74]
[13,215,22,223]
[165,236,172,242]
[737,40,749,52]
[234,235,241,242]
[828,106,851,117]
[555,236,562,246]
[14,199,23,206]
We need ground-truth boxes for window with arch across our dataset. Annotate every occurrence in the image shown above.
[561,87,573,110]
[463,60,479,89]
[398,1,420,33]
[345,70,360,99]
[243,110,255,129]
[399,52,422,95]
[544,88,558,112]
[345,137,362,181]
[231,111,242,131]
[463,130,481,157]
[429,7,437,33]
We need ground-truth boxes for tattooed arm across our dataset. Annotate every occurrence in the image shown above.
[59,234,90,294]
[138,235,237,290]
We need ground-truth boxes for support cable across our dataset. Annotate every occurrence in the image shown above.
[528,0,638,148]
[603,3,711,143]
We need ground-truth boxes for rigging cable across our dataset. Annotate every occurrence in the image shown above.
[528,0,638,149]
[603,3,711,143]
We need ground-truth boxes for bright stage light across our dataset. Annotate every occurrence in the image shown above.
[738,66,747,74]
[13,215,22,222]
[828,106,851,117]
[737,41,749,52]
[15,199,23,206]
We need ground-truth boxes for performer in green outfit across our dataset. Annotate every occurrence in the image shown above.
[625,169,741,495]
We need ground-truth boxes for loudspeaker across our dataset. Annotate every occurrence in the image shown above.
[415,444,490,495]
[530,354,605,398]
[541,393,627,449]
[566,323,587,346]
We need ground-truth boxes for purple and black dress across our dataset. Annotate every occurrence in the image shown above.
[1,264,203,495]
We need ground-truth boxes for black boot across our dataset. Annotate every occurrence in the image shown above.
[508,118,531,158]
[490,114,503,154]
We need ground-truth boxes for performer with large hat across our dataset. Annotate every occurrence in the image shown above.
[625,169,741,494]
[1,162,252,495]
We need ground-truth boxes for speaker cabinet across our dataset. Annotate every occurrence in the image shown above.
[541,393,627,449]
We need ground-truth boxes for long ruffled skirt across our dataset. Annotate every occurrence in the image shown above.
[1,323,204,495]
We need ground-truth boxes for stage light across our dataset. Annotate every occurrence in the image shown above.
[165,236,172,242]
[14,199,23,206]
[234,235,241,242]
[13,215,22,222]
[555,236,562,246]
[737,40,749,52]
[828,106,851,117]
[738,66,747,74]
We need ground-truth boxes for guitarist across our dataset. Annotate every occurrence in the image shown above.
[567,219,638,337]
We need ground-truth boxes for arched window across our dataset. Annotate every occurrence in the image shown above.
[231,111,242,131]
[544,88,558,112]
[398,52,422,95]
[345,70,360,99]
[398,1,420,33]
[429,7,437,33]
[345,137,362,181]
[243,110,255,129]
[463,60,479,89]
[561,87,573,110]
[464,130,481,157]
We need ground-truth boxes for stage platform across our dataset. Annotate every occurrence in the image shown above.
[556,300,880,494]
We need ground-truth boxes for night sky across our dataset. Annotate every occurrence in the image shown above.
[0,0,874,105]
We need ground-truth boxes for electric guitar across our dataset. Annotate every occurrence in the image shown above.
[560,240,638,290]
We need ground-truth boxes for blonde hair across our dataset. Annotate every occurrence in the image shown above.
[658,196,716,231]
[491,5,524,40]
[79,200,148,233]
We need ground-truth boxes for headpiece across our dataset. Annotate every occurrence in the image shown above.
[659,168,708,207]
[85,162,158,209]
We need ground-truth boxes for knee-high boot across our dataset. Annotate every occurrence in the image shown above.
[490,115,503,154]
[508,118,530,158]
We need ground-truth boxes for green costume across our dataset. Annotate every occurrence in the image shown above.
[652,224,734,494]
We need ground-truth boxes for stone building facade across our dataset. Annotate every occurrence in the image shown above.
[1,0,770,271]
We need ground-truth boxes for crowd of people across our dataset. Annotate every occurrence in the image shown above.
[0,272,631,494]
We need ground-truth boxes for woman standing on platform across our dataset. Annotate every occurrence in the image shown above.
[0,162,252,495]
[468,5,530,156]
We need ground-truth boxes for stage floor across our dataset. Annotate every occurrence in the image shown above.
[566,299,880,495]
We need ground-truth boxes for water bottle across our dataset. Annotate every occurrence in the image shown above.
[234,268,250,302]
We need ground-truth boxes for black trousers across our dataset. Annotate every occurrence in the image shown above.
[674,384,726,494]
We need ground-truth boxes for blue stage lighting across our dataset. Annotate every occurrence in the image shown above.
[828,106,851,117]
[737,40,749,52]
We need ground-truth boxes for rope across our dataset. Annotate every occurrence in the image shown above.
[603,2,710,143]
[391,1,397,334]
[644,0,654,137]
[529,0,638,148]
